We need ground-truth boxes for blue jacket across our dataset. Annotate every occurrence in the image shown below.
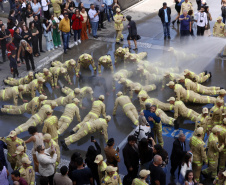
[0,140,7,168]
[143,110,161,128]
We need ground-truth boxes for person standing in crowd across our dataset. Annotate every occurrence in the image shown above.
[26,4,34,27]
[21,25,32,46]
[41,0,50,19]
[204,6,212,36]
[68,152,81,180]
[36,145,57,185]
[172,0,184,25]
[170,134,187,179]
[6,37,16,60]
[85,140,101,185]
[31,0,41,20]
[195,6,208,36]
[104,0,114,22]
[0,139,7,169]
[17,40,35,71]
[112,0,120,15]
[53,166,72,185]
[50,15,61,49]
[13,27,22,61]
[80,7,89,41]
[184,170,196,185]
[29,22,39,57]
[33,15,45,53]
[72,8,83,45]
[72,157,94,185]
[114,8,125,44]
[9,50,19,78]
[188,10,195,37]
[126,15,138,50]
[94,0,106,30]
[153,144,168,174]
[8,10,17,27]
[25,126,44,173]
[122,135,139,179]
[180,0,193,16]
[132,169,150,185]
[179,10,191,39]
[0,24,11,63]
[222,2,226,23]
[0,0,3,13]
[59,13,71,54]
[0,162,9,185]
[42,18,54,51]
[158,2,171,40]
[88,4,99,38]
[213,16,226,37]
[52,0,62,17]
[104,138,120,168]
[11,170,28,185]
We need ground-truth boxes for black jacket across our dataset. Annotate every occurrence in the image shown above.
[170,138,187,165]
[158,7,171,23]
[122,143,139,170]
[128,20,137,36]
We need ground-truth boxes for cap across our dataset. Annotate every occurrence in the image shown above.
[116,8,121,12]
[118,78,126,84]
[72,98,80,104]
[106,115,111,121]
[84,54,89,60]
[137,65,144,71]
[94,154,103,163]
[139,169,150,177]
[133,86,141,91]
[69,59,76,65]
[15,145,24,154]
[212,126,222,133]
[130,55,136,60]
[50,101,58,107]
[166,81,175,86]
[60,67,66,73]
[107,138,114,145]
[138,93,148,99]
[223,118,226,125]
[117,47,123,52]
[216,98,224,104]
[196,127,203,135]
[106,166,117,172]
[219,89,226,95]
[87,87,93,94]
[116,91,123,97]
[43,68,49,73]
[217,16,222,20]
[202,107,208,114]
[8,130,17,137]
[74,88,81,94]
[28,71,33,76]
[184,69,189,75]
[178,76,185,80]
[18,85,24,90]
[38,77,45,83]
[99,95,105,100]
[21,157,32,164]
[223,170,226,177]
[39,95,47,100]
[51,61,57,66]
[164,72,170,76]
[46,108,53,114]
[167,97,175,102]
[102,56,108,63]
[43,133,51,140]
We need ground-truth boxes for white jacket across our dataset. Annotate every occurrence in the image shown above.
[36,148,57,177]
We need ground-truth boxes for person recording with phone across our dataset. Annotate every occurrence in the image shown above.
[195,6,208,36]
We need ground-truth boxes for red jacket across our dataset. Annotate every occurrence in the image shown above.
[71,14,83,30]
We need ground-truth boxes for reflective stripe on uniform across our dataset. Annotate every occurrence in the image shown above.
[187,109,192,117]
[186,90,190,100]
[61,97,65,105]
[86,122,91,130]
[89,112,98,118]
[61,116,72,122]
[123,103,132,109]
[2,90,5,101]
[35,114,41,122]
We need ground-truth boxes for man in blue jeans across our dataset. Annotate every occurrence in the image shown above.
[88,4,99,38]
[158,2,171,40]
[104,0,114,22]
[179,10,191,40]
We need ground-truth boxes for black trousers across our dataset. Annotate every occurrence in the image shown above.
[24,51,35,71]
[47,173,54,185]
[1,44,6,62]
[32,36,39,55]
[98,11,105,28]
[197,25,205,36]
[43,10,50,19]
[170,160,181,177]
[127,166,138,179]
[38,33,43,51]
[13,68,19,78]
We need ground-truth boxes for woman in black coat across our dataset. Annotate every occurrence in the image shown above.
[126,15,138,50]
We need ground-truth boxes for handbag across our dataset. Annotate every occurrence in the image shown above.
[136,35,141,40]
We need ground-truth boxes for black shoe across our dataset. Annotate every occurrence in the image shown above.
[67,47,71,50]
[101,27,106,29]
[209,72,212,78]
[168,36,171,39]
[64,51,67,54]
[133,48,138,51]
[120,38,124,41]
[116,42,120,44]
[60,140,69,151]
[177,20,180,24]
[98,28,101,31]
[174,120,179,129]
[220,87,224,89]
[40,50,45,53]
[70,130,75,135]
[164,36,167,40]
[172,20,176,26]
[204,70,207,75]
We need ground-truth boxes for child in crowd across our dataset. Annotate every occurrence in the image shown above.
[10,50,19,77]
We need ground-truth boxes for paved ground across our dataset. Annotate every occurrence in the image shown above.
[0,0,225,184]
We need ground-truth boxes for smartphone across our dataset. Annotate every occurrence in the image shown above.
[91,136,94,142]
[116,146,119,152]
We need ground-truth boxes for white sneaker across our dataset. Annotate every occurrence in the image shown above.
[2,11,4,13]
[51,48,55,50]
[55,46,58,49]
[74,41,78,45]
[78,39,81,44]
[58,45,61,47]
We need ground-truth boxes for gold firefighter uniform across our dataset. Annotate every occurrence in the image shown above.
[15,104,53,134]
[184,78,221,95]
[4,72,33,86]
[195,113,211,136]
[54,94,79,107]
[0,86,21,106]
[124,52,147,67]
[213,18,226,37]
[1,95,46,115]
[101,172,122,185]
[57,101,81,135]
[45,139,61,167]
[217,121,226,171]
[184,69,210,83]
[49,67,71,87]
[202,128,224,178]
[72,98,106,132]
[113,69,132,90]
[98,55,113,74]
[15,152,28,170]
[26,78,45,98]
[19,165,35,185]
[5,133,26,170]
[35,68,54,87]
[162,72,181,89]
[173,100,200,122]
[138,66,162,85]
[189,134,207,182]
[62,59,77,72]
[76,53,96,75]
[114,10,124,42]
[180,1,193,15]
[153,109,164,147]
[65,118,109,146]
[114,47,129,64]
[209,103,223,129]
[113,93,139,125]
[42,116,59,143]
